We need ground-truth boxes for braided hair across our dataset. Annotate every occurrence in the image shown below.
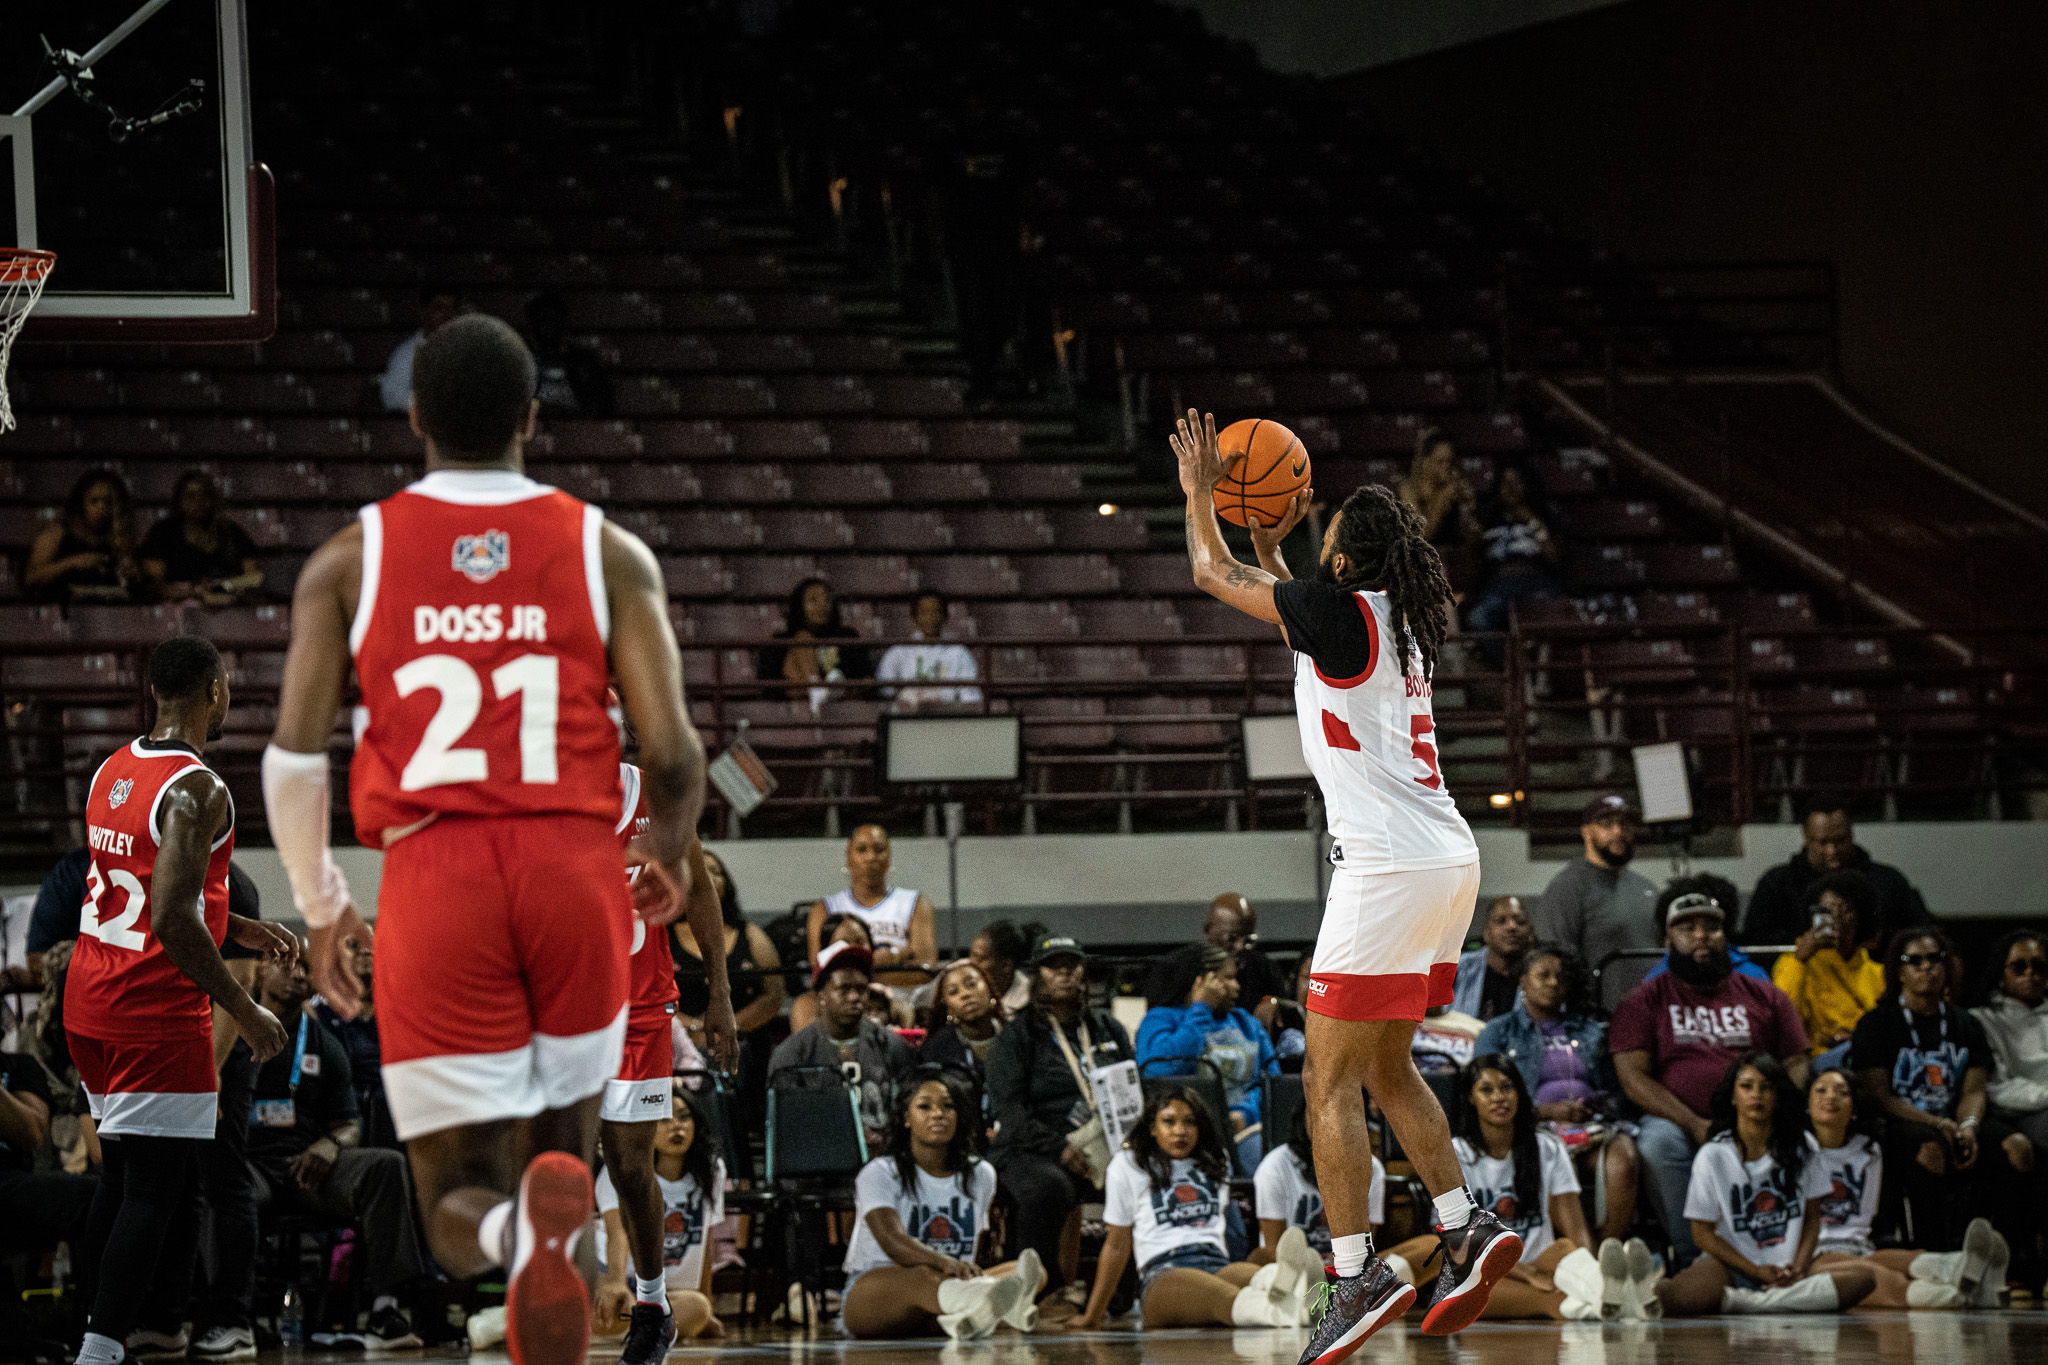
[1326,483,1454,680]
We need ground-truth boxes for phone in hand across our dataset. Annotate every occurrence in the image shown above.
[1810,908,1834,939]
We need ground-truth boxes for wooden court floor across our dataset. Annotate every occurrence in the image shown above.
[319,1312,2044,1365]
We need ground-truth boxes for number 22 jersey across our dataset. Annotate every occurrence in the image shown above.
[1274,579,1476,873]
[349,469,623,847]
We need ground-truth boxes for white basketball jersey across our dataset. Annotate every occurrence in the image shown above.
[826,886,919,952]
[1292,589,1478,873]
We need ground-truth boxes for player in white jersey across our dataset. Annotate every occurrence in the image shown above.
[1171,410,1520,1363]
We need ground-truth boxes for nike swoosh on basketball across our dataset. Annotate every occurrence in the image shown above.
[1291,457,1307,478]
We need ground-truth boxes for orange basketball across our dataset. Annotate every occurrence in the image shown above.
[1212,418,1309,528]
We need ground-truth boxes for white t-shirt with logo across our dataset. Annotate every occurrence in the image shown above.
[842,1157,999,1278]
[1811,1134,1883,1256]
[1103,1150,1230,1270]
[1254,1146,1385,1253]
[1454,1133,1580,1262]
[594,1157,726,1290]
[1683,1133,1833,1268]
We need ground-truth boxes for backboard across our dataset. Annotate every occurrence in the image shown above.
[0,0,273,341]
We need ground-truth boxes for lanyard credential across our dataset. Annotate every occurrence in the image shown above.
[288,1014,310,1089]
[1900,999,1949,1047]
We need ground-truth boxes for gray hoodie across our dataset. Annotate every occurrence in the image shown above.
[1970,991,2048,1116]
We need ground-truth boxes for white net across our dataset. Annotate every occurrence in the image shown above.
[0,251,57,434]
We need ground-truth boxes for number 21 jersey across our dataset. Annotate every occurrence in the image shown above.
[350,469,622,847]
[1274,579,1476,873]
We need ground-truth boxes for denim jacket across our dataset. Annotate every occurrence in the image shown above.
[1474,1005,1617,1102]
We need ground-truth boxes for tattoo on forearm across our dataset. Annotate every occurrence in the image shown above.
[1221,563,1264,588]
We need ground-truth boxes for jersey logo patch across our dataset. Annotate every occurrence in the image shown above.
[1321,709,1361,751]
[451,529,510,584]
[108,778,134,809]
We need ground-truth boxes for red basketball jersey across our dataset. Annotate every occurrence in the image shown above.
[66,740,235,1043]
[349,469,622,847]
[617,763,680,1012]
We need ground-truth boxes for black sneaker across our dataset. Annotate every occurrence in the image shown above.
[361,1307,422,1353]
[617,1302,676,1365]
[1296,1260,1415,1365]
[1418,1210,1523,1336]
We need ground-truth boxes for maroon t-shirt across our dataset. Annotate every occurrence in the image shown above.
[1608,970,1809,1117]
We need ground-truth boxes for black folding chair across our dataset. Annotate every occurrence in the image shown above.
[766,1065,869,1314]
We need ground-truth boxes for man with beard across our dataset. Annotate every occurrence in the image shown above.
[1610,892,1810,1266]
[1532,796,1661,973]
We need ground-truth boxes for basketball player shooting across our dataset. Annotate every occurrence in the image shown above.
[262,315,735,1365]
[1170,409,1520,1361]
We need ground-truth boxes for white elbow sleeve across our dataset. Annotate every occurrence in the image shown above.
[261,744,352,929]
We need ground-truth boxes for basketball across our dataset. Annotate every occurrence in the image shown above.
[1212,418,1310,527]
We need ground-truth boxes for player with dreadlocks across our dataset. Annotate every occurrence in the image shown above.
[1171,409,1516,1360]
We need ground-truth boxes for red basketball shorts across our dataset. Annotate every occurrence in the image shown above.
[374,813,632,1140]
[601,1006,676,1124]
[1307,860,1481,1022]
[71,1029,217,1139]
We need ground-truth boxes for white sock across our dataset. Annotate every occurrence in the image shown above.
[1331,1232,1374,1279]
[1433,1186,1477,1230]
[77,1332,124,1365]
[477,1200,514,1268]
[372,1295,398,1313]
[1384,1253,1415,1286]
[634,1273,666,1306]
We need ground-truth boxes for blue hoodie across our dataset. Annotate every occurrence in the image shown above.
[1135,1001,1280,1125]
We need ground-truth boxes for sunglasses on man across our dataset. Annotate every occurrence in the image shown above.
[2006,957,2048,978]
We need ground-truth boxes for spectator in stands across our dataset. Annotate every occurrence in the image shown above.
[313,929,395,1149]
[1399,427,1479,593]
[1653,1054,1874,1316]
[768,940,915,1152]
[378,285,463,411]
[525,291,614,417]
[1135,943,1280,1169]
[1806,1064,1990,1308]
[1739,795,1932,946]
[968,921,1031,1016]
[244,943,427,1349]
[805,824,936,988]
[1851,926,2017,1252]
[1145,894,1289,1026]
[839,1069,1042,1340]
[1476,943,1641,1242]
[1972,929,2048,1157]
[0,1047,96,1330]
[1073,1083,1318,1330]
[760,576,871,691]
[1250,1105,1384,1265]
[985,935,1135,1306]
[1378,1055,1604,1321]
[139,471,264,605]
[1772,870,1888,1065]
[876,593,982,709]
[788,912,874,1033]
[13,846,90,990]
[919,960,1005,1115]
[1642,877,1769,984]
[1451,895,1535,1022]
[25,468,143,604]
[672,849,782,1097]
[1533,795,1662,973]
[1611,890,1810,1266]
[593,1086,724,1341]
[1463,459,1564,655]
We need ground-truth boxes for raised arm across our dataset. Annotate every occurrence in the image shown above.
[1172,409,1284,627]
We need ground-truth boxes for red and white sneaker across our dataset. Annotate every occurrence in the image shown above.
[1418,1210,1523,1336]
[504,1152,596,1365]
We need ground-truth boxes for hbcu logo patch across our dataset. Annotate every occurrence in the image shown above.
[108,778,133,809]
[451,529,510,583]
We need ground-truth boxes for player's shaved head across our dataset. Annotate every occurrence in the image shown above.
[411,313,537,463]
[150,635,223,703]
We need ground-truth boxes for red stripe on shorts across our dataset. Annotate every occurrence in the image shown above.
[1306,971,1432,1022]
[1427,961,1457,1008]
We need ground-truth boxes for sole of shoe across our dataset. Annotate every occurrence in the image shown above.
[506,1152,596,1365]
[1975,1230,2010,1309]
[1597,1239,1630,1320]
[1299,1282,1416,1365]
[1003,1249,1046,1332]
[1959,1218,1996,1299]
[1419,1229,1524,1336]
[1624,1237,1662,1320]
[190,1343,256,1363]
[617,1311,677,1365]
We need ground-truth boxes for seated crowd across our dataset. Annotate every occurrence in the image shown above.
[8,794,2044,1348]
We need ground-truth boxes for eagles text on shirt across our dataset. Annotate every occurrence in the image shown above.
[1668,1002,1753,1048]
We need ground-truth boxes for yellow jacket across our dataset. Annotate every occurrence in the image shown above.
[1773,946,1887,1052]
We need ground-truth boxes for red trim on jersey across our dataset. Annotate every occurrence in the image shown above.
[1312,591,1380,690]
[1306,970,1432,1023]
[1322,710,1361,752]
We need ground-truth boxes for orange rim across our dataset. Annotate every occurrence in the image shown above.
[0,249,56,285]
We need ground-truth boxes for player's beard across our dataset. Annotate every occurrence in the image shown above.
[1315,552,1340,584]
[206,715,225,741]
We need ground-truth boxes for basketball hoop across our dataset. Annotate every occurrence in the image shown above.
[0,248,57,434]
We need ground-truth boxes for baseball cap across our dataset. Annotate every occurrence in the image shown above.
[1581,793,1637,825]
[1026,934,1088,968]
[1661,892,1725,928]
[814,938,875,989]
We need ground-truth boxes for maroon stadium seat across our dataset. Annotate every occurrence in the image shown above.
[732,555,823,601]
[792,463,892,506]
[1049,645,1148,683]
[848,511,955,551]
[734,421,834,460]
[990,464,1085,501]
[1019,555,1119,597]
[1054,509,1150,551]
[641,421,737,459]
[1146,644,1248,681]
[689,603,781,641]
[916,555,1020,598]
[189,606,294,647]
[608,464,709,503]
[816,555,918,599]
[976,601,1080,638]
[68,605,184,645]
[756,511,855,549]
[701,465,794,505]
[831,420,929,459]
[951,511,1054,552]
[1076,600,1182,639]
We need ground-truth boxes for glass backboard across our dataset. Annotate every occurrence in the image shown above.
[0,0,272,341]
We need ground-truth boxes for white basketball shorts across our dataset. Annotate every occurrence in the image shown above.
[1306,860,1481,1022]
